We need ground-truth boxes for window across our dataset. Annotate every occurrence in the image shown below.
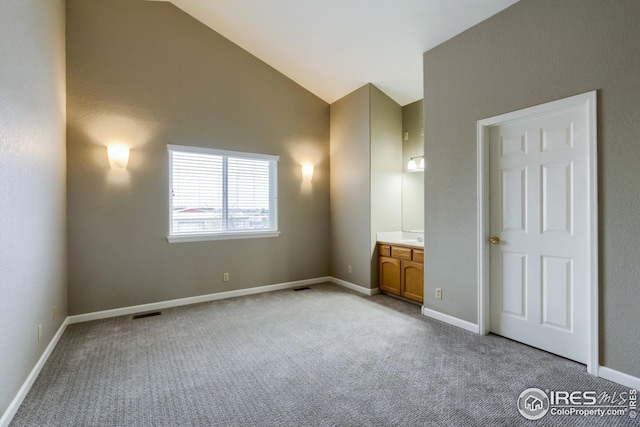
[167,144,279,242]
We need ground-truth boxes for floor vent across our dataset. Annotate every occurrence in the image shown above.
[293,287,311,291]
[132,311,161,320]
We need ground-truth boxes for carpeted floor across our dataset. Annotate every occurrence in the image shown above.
[10,283,638,426]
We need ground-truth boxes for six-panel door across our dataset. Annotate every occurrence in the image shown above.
[489,106,589,364]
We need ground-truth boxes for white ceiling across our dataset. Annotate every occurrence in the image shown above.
[162,0,519,106]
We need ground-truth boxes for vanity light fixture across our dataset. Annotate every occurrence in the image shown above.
[108,144,130,169]
[407,156,424,172]
[301,163,314,182]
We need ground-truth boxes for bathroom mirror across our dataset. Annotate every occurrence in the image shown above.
[402,100,424,232]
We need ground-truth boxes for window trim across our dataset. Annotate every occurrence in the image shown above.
[167,144,280,243]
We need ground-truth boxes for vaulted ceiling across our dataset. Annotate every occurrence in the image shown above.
[156,0,519,105]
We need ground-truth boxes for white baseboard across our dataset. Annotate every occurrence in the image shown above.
[599,366,640,390]
[66,276,379,325]
[0,317,69,427]
[329,277,379,296]
[68,277,333,324]
[421,307,480,334]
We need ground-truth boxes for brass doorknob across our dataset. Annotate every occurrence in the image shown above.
[490,236,501,245]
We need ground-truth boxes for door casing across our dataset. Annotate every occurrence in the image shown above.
[476,91,598,375]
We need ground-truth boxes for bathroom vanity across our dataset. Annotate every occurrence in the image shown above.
[377,233,424,303]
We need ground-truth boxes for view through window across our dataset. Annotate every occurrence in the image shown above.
[168,145,279,242]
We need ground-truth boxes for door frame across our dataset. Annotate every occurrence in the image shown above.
[476,91,598,375]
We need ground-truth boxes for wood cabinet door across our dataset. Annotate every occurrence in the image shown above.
[379,256,400,295]
[401,260,424,303]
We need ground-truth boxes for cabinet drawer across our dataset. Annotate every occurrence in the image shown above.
[412,249,424,263]
[391,246,412,260]
[379,244,391,257]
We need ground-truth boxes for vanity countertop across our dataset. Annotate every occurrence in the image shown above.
[376,231,424,248]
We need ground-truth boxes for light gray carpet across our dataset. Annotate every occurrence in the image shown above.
[10,283,638,426]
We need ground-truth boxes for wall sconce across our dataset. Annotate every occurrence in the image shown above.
[301,163,314,182]
[108,144,130,169]
[407,156,425,172]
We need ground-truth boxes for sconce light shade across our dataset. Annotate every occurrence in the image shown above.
[301,163,314,182]
[108,144,130,169]
[407,156,425,172]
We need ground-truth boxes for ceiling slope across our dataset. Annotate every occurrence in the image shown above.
[162,0,519,105]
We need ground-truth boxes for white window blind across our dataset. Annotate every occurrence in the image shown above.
[167,145,279,242]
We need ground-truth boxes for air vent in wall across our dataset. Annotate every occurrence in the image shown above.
[132,311,161,320]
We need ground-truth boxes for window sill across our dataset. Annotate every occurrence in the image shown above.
[167,231,280,243]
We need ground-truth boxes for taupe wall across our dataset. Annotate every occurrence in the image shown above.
[330,85,371,287]
[66,0,330,314]
[401,100,424,232]
[0,0,67,417]
[370,86,403,284]
[330,84,402,289]
[423,0,640,376]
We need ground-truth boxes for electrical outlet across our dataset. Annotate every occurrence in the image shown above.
[38,324,42,342]
[223,272,229,282]
[53,306,57,321]
[435,288,443,300]
[348,265,352,274]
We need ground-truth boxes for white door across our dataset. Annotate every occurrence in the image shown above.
[489,105,589,363]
